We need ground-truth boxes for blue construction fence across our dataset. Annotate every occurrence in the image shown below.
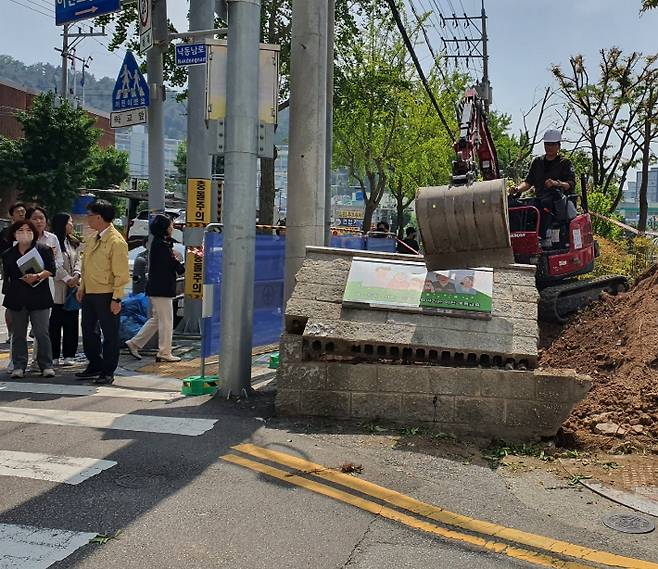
[200,231,397,358]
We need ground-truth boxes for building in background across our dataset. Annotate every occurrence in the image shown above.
[618,168,658,226]
[115,125,182,180]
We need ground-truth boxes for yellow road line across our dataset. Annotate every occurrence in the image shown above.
[222,453,593,569]
[233,444,658,569]
[0,353,9,361]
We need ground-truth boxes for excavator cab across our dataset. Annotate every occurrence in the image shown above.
[416,88,514,271]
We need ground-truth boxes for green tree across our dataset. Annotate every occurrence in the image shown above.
[86,146,129,190]
[14,93,100,213]
[174,141,187,186]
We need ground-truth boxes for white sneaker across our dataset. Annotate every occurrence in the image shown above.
[62,358,76,367]
[42,368,55,378]
[10,368,24,379]
[125,340,142,360]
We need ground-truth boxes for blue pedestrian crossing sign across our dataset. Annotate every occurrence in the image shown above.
[112,51,150,112]
[55,0,121,26]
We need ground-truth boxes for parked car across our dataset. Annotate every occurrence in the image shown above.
[126,243,186,328]
[128,209,185,244]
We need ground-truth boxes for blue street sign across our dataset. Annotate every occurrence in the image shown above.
[175,43,208,67]
[112,51,150,112]
[55,0,121,26]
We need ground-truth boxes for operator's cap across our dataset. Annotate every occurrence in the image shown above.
[543,129,562,143]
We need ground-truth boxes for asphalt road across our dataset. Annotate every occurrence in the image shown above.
[0,356,657,569]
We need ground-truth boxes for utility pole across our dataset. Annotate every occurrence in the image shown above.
[324,0,335,245]
[440,0,491,111]
[284,0,328,300]
[218,0,262,397]
[60,24,70,100]
[178,0,215,335]
[147,0,168,215]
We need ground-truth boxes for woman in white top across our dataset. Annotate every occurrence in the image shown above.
[49,213,82,366]
[26,207,63,271]
[26,206,63,369]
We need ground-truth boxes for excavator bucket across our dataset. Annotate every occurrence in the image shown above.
[416,178,514,271]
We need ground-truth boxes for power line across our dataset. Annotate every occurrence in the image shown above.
[7,0,50,18]
[385,0,455,141]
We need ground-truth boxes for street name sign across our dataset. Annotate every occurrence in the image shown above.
[110,108,147,129]
[175,44,208,67]
[112,51,150,112]
[138,0,153,54]
[55,0,121,26]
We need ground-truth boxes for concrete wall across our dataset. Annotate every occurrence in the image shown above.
[277,334,591,441]
[276,247,591,441]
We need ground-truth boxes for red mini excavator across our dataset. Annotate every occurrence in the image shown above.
[416,88,627,322]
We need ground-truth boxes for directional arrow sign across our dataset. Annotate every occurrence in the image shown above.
[55,0,121,27]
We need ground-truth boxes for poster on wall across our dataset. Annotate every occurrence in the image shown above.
[343,258,493,317]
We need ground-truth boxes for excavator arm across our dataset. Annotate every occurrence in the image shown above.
[415,88,513,271]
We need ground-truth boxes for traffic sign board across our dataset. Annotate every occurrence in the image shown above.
[138,0,153,54]
[55,0,121,26]
[175,44,208,67]
[110,108,147,129]
[112,51,150,112]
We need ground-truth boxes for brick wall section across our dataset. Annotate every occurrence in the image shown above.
[287,247,539,367]
[276,247,591,441]
[276,356,591,441]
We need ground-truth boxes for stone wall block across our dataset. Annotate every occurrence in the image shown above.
[301,390,351,418]
[277,363,327,391]
[429,367,481,396]
[351,393,402,420]
[279,333,303,364]
[479,369,536,399]
[275,389,301,415]
[377,365,431,393]
[454,397,505,425]
[401,394,454,422]
[326,363,378,392]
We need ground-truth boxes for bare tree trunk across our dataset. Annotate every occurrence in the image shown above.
[638,119,651,233]
[0,185,19,217]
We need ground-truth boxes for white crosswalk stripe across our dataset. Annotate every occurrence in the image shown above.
[0,406,217,436]
[0,523,96,569]
[0,450,117,485]
[0,381,180,401]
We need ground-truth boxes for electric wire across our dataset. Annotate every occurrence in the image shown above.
[7,0,51,18]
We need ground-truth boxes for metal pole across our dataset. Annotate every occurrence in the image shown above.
[284,0,328,301]
[147,0,167,215]
[324,0,335,246]
[218,0,261,397]
[178,0,214,335]
[481,0,491,112]
[61,24,69,100]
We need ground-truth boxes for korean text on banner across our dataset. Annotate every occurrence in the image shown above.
[186,179,212,227]
[184,250,204,299]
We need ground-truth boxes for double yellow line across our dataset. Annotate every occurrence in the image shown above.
[222,444,658,569]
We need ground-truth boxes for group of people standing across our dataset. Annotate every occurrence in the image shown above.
[1,199,184,384]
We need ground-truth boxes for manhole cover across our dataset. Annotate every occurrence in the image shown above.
[603,513,655,534]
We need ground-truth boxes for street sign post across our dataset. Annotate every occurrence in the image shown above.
[110,51,149,128]
[138,0,153,54]
[175,44,208,67]
[55,0,121,26]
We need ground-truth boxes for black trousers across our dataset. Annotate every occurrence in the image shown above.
[49,304,79,359]
[81,293,120,375]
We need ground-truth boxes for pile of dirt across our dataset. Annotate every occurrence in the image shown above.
[539,265,658,448]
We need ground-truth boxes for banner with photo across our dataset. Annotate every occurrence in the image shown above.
[343,258,493,317]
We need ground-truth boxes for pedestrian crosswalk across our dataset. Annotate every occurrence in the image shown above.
[0,377,219,567]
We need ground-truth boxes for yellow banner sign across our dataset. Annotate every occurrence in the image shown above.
[187,178,212,226]
[184,250,204,299]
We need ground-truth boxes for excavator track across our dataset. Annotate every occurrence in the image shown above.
[538,275,629,323]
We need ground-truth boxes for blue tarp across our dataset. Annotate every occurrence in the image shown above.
[200,231,396,358]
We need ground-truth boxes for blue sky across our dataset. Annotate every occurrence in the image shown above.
[2,0,658,138]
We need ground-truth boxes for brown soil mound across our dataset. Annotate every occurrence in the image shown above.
[539,265,658,449]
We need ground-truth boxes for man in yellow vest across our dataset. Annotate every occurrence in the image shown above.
[76,200,129,384]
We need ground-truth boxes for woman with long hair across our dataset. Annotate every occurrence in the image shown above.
[125,214,185,362]
[49,213,82,366]
[1,219,56,378]
[25,206,63,270]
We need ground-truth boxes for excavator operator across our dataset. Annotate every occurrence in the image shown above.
[509,129,576,239]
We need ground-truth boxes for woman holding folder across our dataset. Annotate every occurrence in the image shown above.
[1,219,56,378]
